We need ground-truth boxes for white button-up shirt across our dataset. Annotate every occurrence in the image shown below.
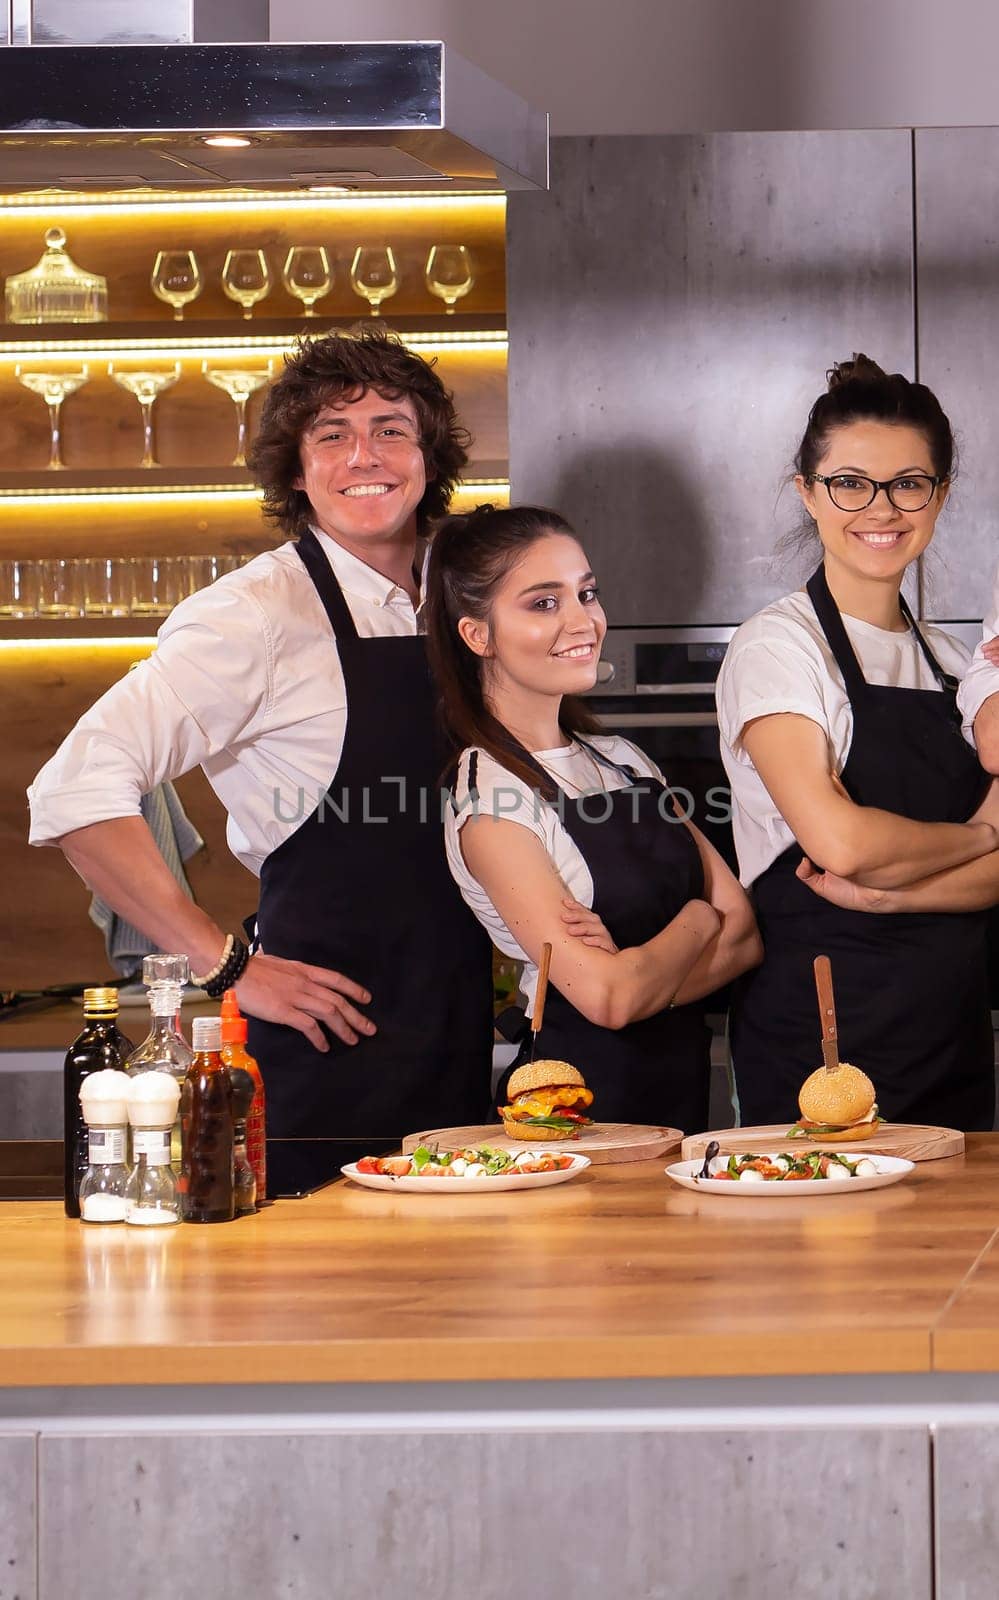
[957,560,999,736]
[28,530,428,876]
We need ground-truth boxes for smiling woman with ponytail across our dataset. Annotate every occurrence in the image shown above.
[717,354,999,1132]
[425,503,760,1131]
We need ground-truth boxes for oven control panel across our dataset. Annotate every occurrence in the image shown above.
[589,626,736,698]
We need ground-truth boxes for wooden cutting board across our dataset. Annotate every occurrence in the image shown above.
[403,1122,683,1165]
[681,1122,965,1164]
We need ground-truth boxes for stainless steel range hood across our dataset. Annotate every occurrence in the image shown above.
[0,2,547,194]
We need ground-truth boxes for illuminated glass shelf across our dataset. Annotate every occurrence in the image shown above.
[0,618,160,643]
[0,315,507,359]
[0,463,509,497]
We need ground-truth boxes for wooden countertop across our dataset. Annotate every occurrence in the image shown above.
[6,1137,999,1388]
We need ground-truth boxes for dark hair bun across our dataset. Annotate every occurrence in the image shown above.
[826,353,888,392]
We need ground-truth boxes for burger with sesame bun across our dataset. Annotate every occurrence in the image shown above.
[498,1060,595,1141]
[789,1061,881,1141]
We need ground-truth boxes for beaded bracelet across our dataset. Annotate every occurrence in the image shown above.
[202,936,250,1000]
[191,933,234,988]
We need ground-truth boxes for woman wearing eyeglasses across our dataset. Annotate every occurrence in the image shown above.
[717,354,999,1131]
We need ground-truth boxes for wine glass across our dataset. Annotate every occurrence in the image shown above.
[151,250,203,320]
[349,246,398,317]
[222,249,271,320]
[202,360,275,466]
[109,362,181,468]
[425,245,474,314]
[282,246,332,317]
[15,363,89,469]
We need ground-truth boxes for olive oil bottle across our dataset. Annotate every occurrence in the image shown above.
[63,988,134,1218]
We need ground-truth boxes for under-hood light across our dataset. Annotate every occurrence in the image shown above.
[0,333,507,360]
[202,136,253,149]
[0,191,505,215]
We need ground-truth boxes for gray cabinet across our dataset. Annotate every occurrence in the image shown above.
[915,128,999,621]
[0,1434,36,1600]
[39,1426,929,1598]
[508,132,914,625]
[935,1424,999,1600]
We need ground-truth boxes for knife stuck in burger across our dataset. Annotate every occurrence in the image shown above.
[787,955,881,1140]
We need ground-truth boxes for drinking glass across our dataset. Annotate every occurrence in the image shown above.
[0,559,39,618]
[108,362,181,469]
[129,555,185,617]
[222,250,271,320]
[37,557,84,618]
[202,360,274,466]
[424,245,474,314]
[151,250,203,321]
[282,246,332,317]
[84,556,131,618]
[349,246,398,316]
[15,363,90,469]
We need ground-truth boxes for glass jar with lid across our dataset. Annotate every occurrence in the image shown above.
[5,227,108,324]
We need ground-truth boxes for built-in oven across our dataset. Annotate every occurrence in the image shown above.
[585,625,737,872]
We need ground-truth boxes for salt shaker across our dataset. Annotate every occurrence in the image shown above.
[78,1069,132,1223]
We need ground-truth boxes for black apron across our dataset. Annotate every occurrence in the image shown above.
[247,530,494,1186]
[492,739,712,1132]
[731,564,994,1132]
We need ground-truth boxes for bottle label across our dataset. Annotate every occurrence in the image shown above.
[133,1129,171,1165]
[88,1127,126,1163]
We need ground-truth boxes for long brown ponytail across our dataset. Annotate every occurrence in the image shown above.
[424,504,602,797]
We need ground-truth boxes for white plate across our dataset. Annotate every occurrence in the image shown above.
[665,1151,915,1196]
[342,1153,591,1193]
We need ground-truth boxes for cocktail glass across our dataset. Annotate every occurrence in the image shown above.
[349,247,398,317]
[425,245,474,314]
[151,250,203,321]
[202,360,274,466]
[15,363,89,469]
[222,249,271,320]
[282,246,332,317]
[109,362,181,468]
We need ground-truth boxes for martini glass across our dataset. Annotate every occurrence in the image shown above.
[349,246,398,317]
[425,245,474,314]
[109,361,181,468]
[15,363,89,469]
[202,360,274,466]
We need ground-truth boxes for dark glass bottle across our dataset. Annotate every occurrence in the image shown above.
[228,1066,257,1217]
[63,987,134,1219]
[180,1016,235,1224]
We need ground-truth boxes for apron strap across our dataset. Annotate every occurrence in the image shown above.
[899,594,959,693]
[805,564,869,701]
[294,528,358,642]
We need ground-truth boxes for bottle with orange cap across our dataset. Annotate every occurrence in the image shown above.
[220,988,266,1200]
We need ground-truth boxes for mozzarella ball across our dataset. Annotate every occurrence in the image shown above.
[854,1158,879,1177]
[824,1162,852,1182]
[464,1163,486,1179]
[737,1168,765,1183]
[450,1158,467,1175]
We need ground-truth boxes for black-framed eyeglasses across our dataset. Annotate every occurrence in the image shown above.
[808,472,943,513]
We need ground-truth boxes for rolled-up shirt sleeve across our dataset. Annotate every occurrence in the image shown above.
[27,581,272,846]
[957,561,999,738]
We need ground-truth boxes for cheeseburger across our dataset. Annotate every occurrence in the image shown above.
[790,1061,881,1141]
[499,1061,594,1141]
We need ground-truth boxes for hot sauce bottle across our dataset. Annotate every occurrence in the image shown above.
[220,989,266,1200]
[63,987,134,1219]
[180,1017,234,1224]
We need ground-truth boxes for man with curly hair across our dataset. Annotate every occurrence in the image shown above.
[29,329,494,1188]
